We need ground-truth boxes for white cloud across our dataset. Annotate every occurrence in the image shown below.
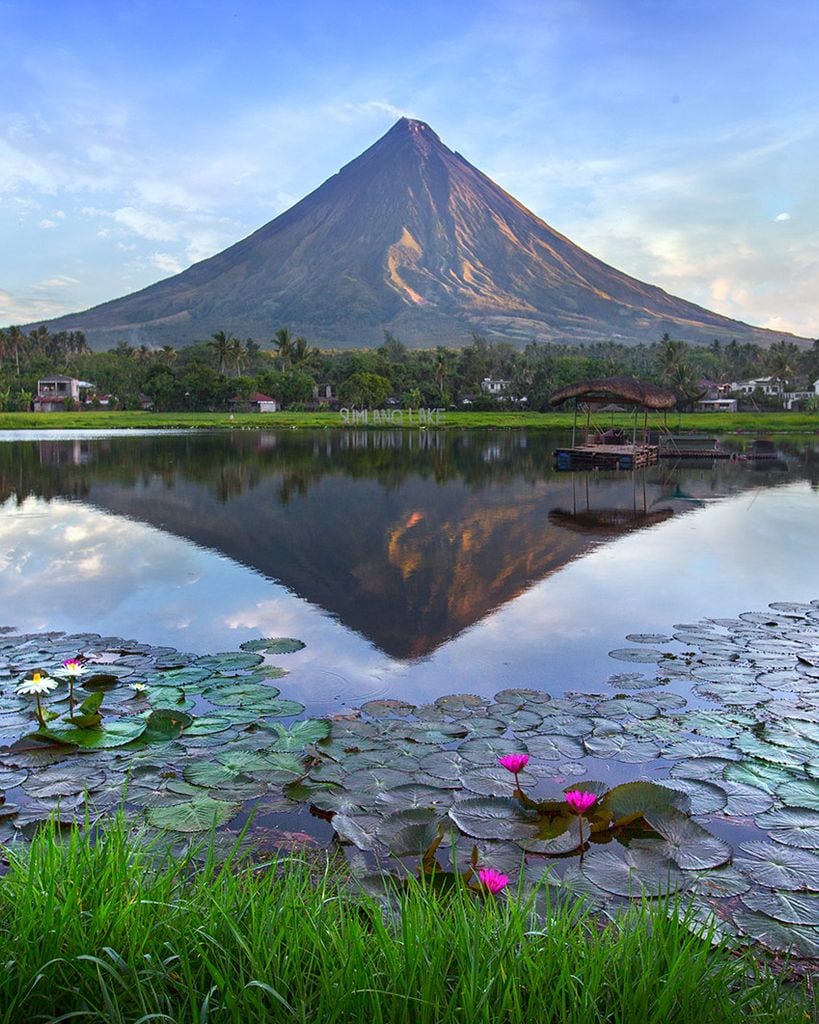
[111,206,179,242]
[775,212,791,221]
[38,218,58,229]
[150,251,184,274]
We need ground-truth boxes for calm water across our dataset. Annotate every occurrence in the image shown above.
[1,428,817,715]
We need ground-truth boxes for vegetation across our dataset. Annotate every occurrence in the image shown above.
[1,323,818,414]
[0,409,817,433]
[0,817,811,1024]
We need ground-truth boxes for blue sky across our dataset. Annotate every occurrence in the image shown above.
[1,0,817,339]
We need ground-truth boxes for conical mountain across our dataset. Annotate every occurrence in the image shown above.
[35,118,800,348]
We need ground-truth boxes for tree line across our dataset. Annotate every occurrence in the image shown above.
[1,323,817,412]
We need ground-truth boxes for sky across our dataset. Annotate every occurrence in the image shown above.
[1,0,818,340]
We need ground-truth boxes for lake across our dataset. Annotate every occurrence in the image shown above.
[2,427,819,956]
[1,428,817,713]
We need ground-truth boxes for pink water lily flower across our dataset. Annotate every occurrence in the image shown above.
[477,868,509,894]
[498,753,529,775]
[565,790,597,814]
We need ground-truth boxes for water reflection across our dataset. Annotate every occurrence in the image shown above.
[0,430,817,691]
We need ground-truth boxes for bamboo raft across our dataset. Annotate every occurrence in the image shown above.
[553,443,660,470]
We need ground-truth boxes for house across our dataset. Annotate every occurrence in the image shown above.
[730,376,785,397]
[480,377,512,396]
[33,376,94,411]
[694,397,738,412]
[229,392,280,413]
[312,383,338,406]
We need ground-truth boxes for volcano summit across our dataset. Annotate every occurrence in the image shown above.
[35,118,799,349]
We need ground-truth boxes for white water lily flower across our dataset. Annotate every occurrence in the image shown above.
[129,682,148,694]
[17,673,59,696]
[62,658,86,676]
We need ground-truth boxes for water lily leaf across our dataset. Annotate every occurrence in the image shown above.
[46,718,147,749]
[625,634,673,645]
[687,866,751,898]
[755,807,819,849]
[683,711,747,739]
[22,763,106,798]
[448,796,539,841]
[147,666,211,687]
[584,733,660,763]
[145,796,240,832]
[660,779,728,814]
[360,698,416,716]
[641,810,732,870]
[0,768,27,789]
[433,694,488,713]
[376,783,456,812]
[461,766,521,798]
[732,909,819,958]
[418,751,466,781]
[184,750,303,788]
[608,648,664,663]
[595,697,657,720]
[240,638,305,655]
[718,781,774,817]
[663,739,739,760]
[598,781,689,828]
[376,809,447,857]
[126,777,204,808]
[458,737,527,765]
[669,757,731,781]
[776,778,819,810]
[605,673,656,691]
[523,734,585,761]
[257,698,306,718]
[265,719,331,751]
[142,709,193,742]
[724,759,792,795]
[344,768,410,793]
[494,688,552,706]
[332,813,380,851]
[733,734,806,769]
[195,652,265,672]
[519,818,584,854]
[740,890,819,926]
[182,716,234,737]
[736,840,819,890]
[581,847,686,897]
[81,673,121,692]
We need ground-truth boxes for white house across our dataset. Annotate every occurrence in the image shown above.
[229,391,280,413]
[33,376,94,411]
[480,377,512,396]
[730,376,785,397]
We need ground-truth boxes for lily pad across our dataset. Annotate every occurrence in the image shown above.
[581,847,686,897]
[448,796,539,841]
[776,778,819,810]
[45,718,147,749]
[740,890,819,926]
[736,840,819,890]
[755,807,819,849]
[240,638,305,655]
[145,795,240,832]
[22,763,106,798]
[641,810,732,870]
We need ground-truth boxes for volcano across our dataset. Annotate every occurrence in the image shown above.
[34,118,799,349]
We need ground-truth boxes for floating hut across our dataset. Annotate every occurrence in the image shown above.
[549,376,676,470]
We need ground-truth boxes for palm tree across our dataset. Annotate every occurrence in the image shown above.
[272,327,295,370]
[209,330,238,375]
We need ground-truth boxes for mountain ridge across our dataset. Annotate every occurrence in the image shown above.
[29,117,806,349]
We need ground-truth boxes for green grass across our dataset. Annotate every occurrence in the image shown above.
[0,819,812,1024]
[0,408,817,432]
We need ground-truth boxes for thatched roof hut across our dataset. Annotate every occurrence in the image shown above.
[548,376,676,410]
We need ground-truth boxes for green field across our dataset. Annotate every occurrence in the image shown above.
[0,409,817,433]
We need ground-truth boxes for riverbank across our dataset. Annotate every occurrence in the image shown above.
[0,409,818,432]
[0,818,812,1024]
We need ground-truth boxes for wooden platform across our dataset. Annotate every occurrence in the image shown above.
[660,436,728,459]
[554,444,659,470]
